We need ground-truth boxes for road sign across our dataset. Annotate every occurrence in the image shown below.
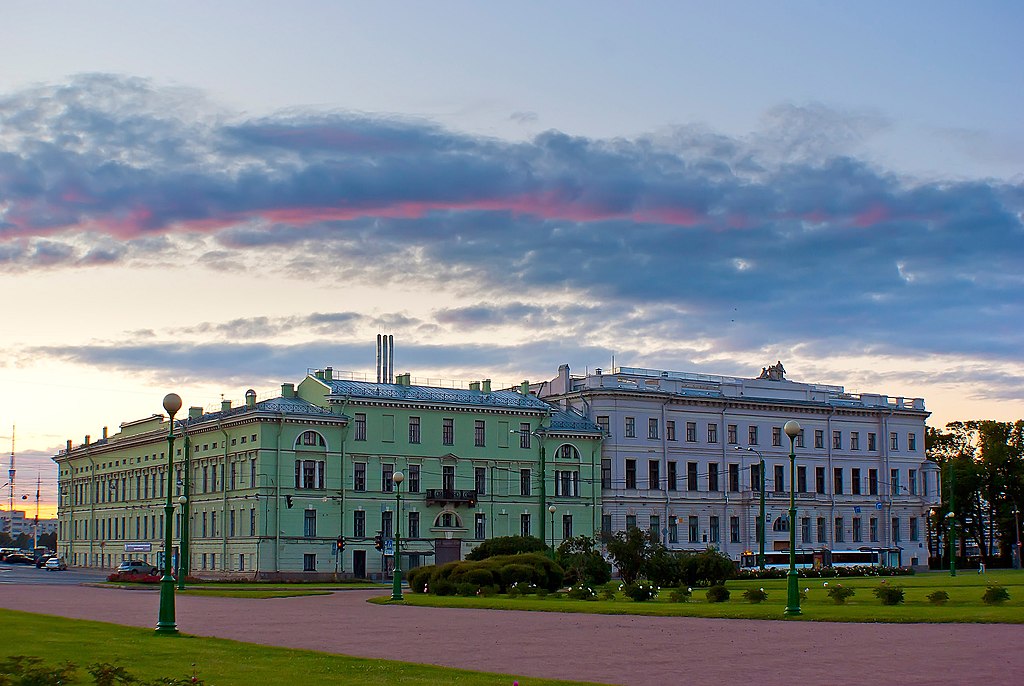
[383,539,395,556]
[125,543,152,552]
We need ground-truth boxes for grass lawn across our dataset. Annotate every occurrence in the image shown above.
[376,569,1024,623]
[0,609,597,686]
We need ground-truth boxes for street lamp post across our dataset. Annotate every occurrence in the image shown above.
[156,393,182,635]
[176,495,187,589]
[947,460,956,577]
[177,434,191,590]
[548,504,557,555]
[1012,507,1021,570]
[391,471,404,601]
[737,446,766,571]
[783,420,802,617]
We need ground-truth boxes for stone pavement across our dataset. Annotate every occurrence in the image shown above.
[2,584,1022,686]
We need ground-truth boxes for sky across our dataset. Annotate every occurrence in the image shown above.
[1,2,1022,518]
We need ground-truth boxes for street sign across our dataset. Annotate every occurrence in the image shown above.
[383,539,395,556]
[875,502,884,510]
[125,543,152,552]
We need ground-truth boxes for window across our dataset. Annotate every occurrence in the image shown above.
[892,517,901,542]
[442,418,454,445]
[833,468,843,495]
[649,515,660,542]
[909,433,917,451]
[774,464,785,492]
[853,517,863,542]
[474,420,486,447]
[833,430,843,450]
[475,467,487,495]
[814,430,824,449]
[442,465,455,491]
[648,418,659,439]
[520,469,532,496]
[408,465,420,493]
[686,422,697,442]
[910,517,919,541]
[382,463,394,492]
[669,518,678,543]
[555,470,579,497]
[625,459,637,489]
[230,510,236,536]
[295,459,325,489]
[816,517,826,543]
[815,467,825,494]
[708,463,719,491]
[709,516,719,544]
[304,509,316,538]
[688,516,699,543]
[408,511,420,538]
[772,426,782,447]
[303,553,316,572]
[801,517,811,543]
[520,513,531,537]
[797,465,807,493]
[890,432,899,451]
[795,429,805,448]
[708,423,718,444]
[870,517,879,542]
[625,417,636,438]
[909,469,918,496]
[602,514,612,537]
[475,513,486,539]
[869,469,879,495]
[354,510,365,537]
[730,516,740,543]
[408,417,421,444]
[851,432,860,450]
[601,458,612,489]
[230,463,237,490]
[648,461,660,490]
[852,468,861,495]
[626,514,637,530]
[773,516,790,532]
[727,424,737,444]
[519,423,531,449]
[666,420,676,441]
[748,426,758,445]
[891,469,900,495]
[597,416,610,435]
[561,513,573,540]
[300,430,324,447]
[868,432,877,451]
[751,464,762,492]
[354,463,366,492]
[729,463,739,492]
[834,517,844,543]
[250,508,256,536]
[354,414,366,441]
[687,462,698,491]
[381,511,393,539]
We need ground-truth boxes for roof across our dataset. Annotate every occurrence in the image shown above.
[546,407,602,435]
[181,396,338,427]
[322,378,554,410]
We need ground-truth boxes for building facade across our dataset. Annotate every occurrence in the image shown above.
[538,363,941,567]
[53,370,602,578]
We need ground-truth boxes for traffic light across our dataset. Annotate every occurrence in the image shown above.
[373,532,383,551]
[336,537,345,553]
[285,495,293,508]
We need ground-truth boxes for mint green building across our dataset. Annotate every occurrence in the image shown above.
[54,370,602,579]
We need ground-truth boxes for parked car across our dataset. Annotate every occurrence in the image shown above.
[117,560,158,575]
[3,553,35,565]
[44,556,68,571]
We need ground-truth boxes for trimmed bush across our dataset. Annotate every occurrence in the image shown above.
[926,590,949,605]
[873,582,905,605]
[600,587,616,601]
[621,581,658,602]
[669,586,692,603]
[566,584,597,600]
[982,586,1010,605]
[826,584,856,604]
[742,588,768,603]
[466,536,547,561]
[705,584,730,603]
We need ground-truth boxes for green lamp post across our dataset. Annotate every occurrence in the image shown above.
[738,446,766,571]
[783,420,802,617]
[391,471,404,601]
[948,460,956,577]
[548,504,557,555]
[177,435,191,590]
[156,392,182,634]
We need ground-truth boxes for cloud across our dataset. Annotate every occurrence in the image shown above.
[1,74,1022,368]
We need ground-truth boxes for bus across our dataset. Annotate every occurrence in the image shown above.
[740,549,823,571]
[830,548,901,568]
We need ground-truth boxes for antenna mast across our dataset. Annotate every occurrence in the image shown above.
[34,474,40,549]
[6,426,13,537]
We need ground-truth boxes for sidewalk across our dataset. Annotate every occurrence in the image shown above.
[2,584,1022,686]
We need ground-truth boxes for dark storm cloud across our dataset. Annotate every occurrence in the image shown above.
[1,74,1022,365]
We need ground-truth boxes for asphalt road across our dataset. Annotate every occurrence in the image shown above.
[0,561,109,585]
[2,581,1023,686]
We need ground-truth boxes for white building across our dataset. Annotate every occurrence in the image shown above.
[1,510,56,538]
[538,363,940,567]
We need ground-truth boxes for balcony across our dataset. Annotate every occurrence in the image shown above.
[425,489,478,507]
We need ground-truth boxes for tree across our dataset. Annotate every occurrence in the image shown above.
[555,535,611,586]
[465,535,547,561]
[605,527,661,585]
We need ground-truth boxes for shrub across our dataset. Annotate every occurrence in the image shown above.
[621,581,659,602]
[873,582,905,605]
[566,584,597,600]
[466,536,547,561]
[507,581,537,597]
[742,587,768,603]
[456,582,477,597]
[600,587,616,601]
[500,563,539,589]
[705,584,730,603]
[826,584,856,604]
[406,565,434,593]
[431,579,456,596]
[669,586,692,603]
[927,590,949,605]
[535,587,550,598]
[982,586,1010,605]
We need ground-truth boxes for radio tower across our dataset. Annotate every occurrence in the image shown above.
[33,474,40,549]
[6,426,13,537]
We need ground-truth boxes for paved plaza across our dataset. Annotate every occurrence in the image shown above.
[1,584,1022,685]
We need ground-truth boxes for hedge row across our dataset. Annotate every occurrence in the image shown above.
[734,565,914,580]
[407,552,563,595]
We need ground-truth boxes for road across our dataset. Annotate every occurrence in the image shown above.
[0,561,109,585]
[2,579,1023,686]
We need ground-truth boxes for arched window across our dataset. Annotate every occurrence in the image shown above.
[295,430,326,448]
[434,511,463,528]
[773,516,790,532]
[557,444,580,460]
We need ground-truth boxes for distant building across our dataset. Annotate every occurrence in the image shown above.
[0,510,56,538]
[53,370,601,578]
[538,363,941,567]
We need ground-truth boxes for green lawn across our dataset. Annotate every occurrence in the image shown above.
[0,609,597,686]
[376,569,1024,623]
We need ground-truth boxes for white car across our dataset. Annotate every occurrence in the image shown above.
[44,556,68,571]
